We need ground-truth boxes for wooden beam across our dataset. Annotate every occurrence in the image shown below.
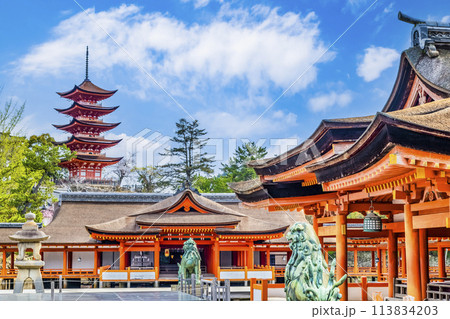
[382,222,405,233]
[317,216,337,224]
[349,203,404,211]
[347,188,392,202]
[318,226,336,237]
[411,198,449,212]
[413,212,450,229]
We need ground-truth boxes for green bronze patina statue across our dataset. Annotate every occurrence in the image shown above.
[285,222,347,301]
[178,238,201,283]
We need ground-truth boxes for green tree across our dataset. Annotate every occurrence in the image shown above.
[132,166,170,192]
[222,141,267,182]
[161,119,214,188]
[193,175,233,193]
[0,98,73,222]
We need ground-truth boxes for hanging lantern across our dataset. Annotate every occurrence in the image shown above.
[363,198,382,232]
[164,248,170,257]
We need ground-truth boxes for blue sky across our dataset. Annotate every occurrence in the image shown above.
[1,0,450,171]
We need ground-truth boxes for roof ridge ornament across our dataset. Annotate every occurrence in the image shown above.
[398,11,450,58]
[85,46,89,81]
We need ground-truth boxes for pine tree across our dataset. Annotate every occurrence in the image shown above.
[161,119,214,188]
[222,141,267,182]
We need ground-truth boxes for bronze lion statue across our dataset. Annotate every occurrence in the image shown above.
[285,222,347,301]
[178,238,201,283]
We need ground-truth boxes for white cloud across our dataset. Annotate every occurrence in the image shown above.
[356,46,399,82]
[307,91,353,112]
[181,0,217,9]
[442,16,450,23]
[15,4,332,98]
[195,108,297,137]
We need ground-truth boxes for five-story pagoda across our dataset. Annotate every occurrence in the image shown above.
[54,47,122,180]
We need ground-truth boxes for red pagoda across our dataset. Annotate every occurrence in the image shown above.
[54,47,122,180]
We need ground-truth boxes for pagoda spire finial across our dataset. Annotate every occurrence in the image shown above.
[85,46,89,81]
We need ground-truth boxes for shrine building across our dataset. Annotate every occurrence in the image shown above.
[229,13,450,301]
[0,12,449,301]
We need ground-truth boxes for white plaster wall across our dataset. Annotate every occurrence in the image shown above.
[349,287,362,301]
[43,252,63,269]
[220,251,232,267]
[72,251,94,269]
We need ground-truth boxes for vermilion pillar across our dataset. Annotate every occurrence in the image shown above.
[247,243,254,269]
[419,229,429,299]
[1,250,6,276]
[388,230,398,297]
[119,242,126,270]
[336,212,348,301]
[401,247,407,277]
[211,241,220,277]
[313,213,324,247]
[404,196,422,300]
[154,241,160,279]
[63,249,68,275]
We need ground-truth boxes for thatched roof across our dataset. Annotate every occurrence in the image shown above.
[86,190,302,237]
[0,190,302,244]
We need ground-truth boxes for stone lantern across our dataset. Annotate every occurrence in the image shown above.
[9,212,49,293]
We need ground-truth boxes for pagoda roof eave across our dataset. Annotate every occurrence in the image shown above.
[54,103,119,114]
[54,136,122,146]
[53,119,121,131]
[59,156,123,166]
[57,80,117,97]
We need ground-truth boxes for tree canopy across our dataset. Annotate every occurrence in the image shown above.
[192,141,267,193]
[221,141,267,182]
[0,99,73,222]
[161,118,214,189]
